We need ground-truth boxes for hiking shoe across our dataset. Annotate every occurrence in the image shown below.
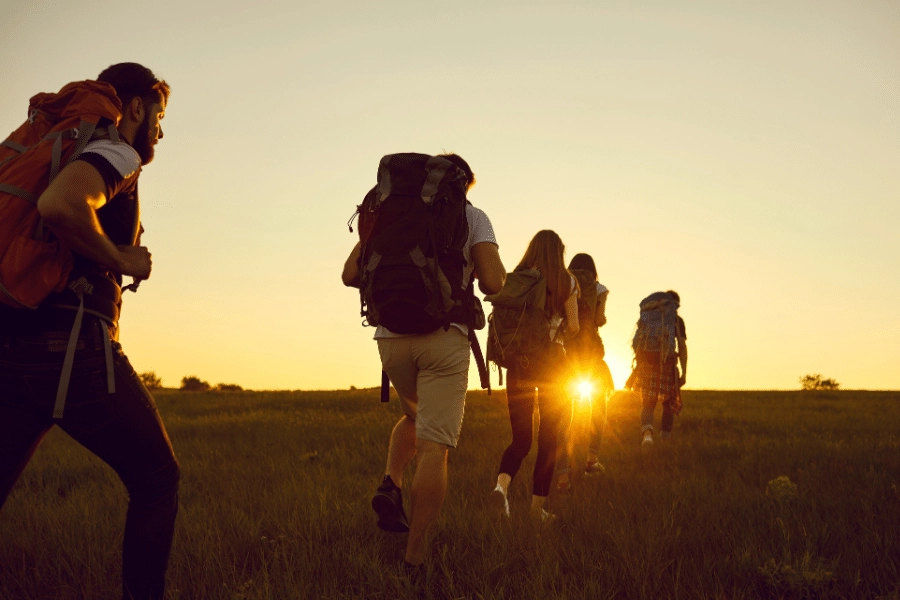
[491,484,510,517]
[372,476,409,533]
[532,507,557,524]
[641,430,654,447]
[584,461,606,475]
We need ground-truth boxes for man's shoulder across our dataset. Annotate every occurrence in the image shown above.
[465,203,497,247]
[80,140,141,180]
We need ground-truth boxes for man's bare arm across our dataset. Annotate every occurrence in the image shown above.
[471,242,505,295]
[342,241,361,287]
[37,161,151,279]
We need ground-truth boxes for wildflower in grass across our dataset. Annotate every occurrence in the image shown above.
[766,476,798,502]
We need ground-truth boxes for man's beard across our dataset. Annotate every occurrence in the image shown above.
[131,117,155,165]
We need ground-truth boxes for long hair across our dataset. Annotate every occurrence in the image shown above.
[568,253,597,281]
[518,230,572,315]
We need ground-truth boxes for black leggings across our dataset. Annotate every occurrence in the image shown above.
[498,356,568,497]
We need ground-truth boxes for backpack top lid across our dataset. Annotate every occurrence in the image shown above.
[484,267,546,310]
[372,153,468,206]
[639,291,678,313]
[28,80,122,125]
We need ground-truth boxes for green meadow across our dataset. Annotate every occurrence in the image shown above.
[1,389,898,599]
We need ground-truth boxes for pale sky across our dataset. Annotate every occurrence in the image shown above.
[2,0,898,390]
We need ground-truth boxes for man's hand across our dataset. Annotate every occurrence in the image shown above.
[116,245,152,279]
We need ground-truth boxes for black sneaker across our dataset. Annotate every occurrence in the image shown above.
[371,475,410,533]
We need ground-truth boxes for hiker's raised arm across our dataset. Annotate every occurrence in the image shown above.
[471,241,504,295]
[37,161,151,279]
[342,241,361,288]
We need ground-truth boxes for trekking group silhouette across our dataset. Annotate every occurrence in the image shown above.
[0,64,687,598]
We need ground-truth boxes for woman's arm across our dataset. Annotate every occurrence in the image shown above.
[563,286,579,338]
[594,290,609,328]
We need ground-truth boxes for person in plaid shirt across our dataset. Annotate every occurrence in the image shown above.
[626,290,688,446]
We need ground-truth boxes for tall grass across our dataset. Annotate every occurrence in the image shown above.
[1,389,898,599]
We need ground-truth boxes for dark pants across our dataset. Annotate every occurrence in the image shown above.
[498,348,568,497]
[0,318,180,600]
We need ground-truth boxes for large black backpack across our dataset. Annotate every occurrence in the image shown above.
[485,267,551,377]
[351,153,488,398]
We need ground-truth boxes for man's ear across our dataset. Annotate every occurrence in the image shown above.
[126,97,145,123]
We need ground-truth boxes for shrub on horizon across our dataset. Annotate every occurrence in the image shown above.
[139,371,163,390]
[215,383,243,392]
[799,374,840,391]
[180,376,211,392]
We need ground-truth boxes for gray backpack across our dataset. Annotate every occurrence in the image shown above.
[632,292,680,362]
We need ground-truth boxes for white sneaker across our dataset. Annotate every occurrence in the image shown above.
[491,484,510,517]
[642,431,654,447]
[532,507,556,523]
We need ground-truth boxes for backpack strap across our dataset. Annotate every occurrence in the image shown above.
[51,276,116,419]
[469,327,490,395]
[381,369,390,403]
[421,158,449,205]
[0,139,29,153]
[0,184,38,204]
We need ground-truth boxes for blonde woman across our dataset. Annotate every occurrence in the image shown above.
[491,230,578,520]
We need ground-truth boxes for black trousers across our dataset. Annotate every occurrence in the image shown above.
[0,319,180,600]
[498,347,569,497]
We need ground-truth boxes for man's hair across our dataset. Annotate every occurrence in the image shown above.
[667,290,680,303]
[568,253,597,280]
[97,62,170,110]
[438,153,476,190]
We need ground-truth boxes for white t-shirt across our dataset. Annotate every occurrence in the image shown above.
[374,203,497,339]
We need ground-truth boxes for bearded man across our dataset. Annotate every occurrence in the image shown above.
[0,62,178,600]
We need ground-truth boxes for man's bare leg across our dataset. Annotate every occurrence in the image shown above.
[405,438,448,565]
[386,415,417,487]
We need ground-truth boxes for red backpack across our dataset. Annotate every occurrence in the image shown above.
[0,80,122,309]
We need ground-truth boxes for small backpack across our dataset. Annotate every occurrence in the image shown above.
[632,291,680,362]
[351,153,488,399]
[568,268,605,358]
[0,80,123,309]
[485,267,552,373]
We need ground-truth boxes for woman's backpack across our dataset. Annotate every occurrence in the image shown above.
[485,267,551,373]
[0,80,122,309]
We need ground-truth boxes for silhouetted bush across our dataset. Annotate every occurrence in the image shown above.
[139,371,163,390]
[800,374,840,391]
[180,376,211,392]
[215,383,243,392]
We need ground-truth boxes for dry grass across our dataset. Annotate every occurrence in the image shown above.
[1,389,898,599]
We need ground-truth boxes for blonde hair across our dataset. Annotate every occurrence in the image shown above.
[517,230,573,315]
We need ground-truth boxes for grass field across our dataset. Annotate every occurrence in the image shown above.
[1,388,898,599]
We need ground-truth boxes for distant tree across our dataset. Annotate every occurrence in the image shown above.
[800,374,840,391]
[139,371,163,390]
[180,376,211,392]
[215,383,243,392]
